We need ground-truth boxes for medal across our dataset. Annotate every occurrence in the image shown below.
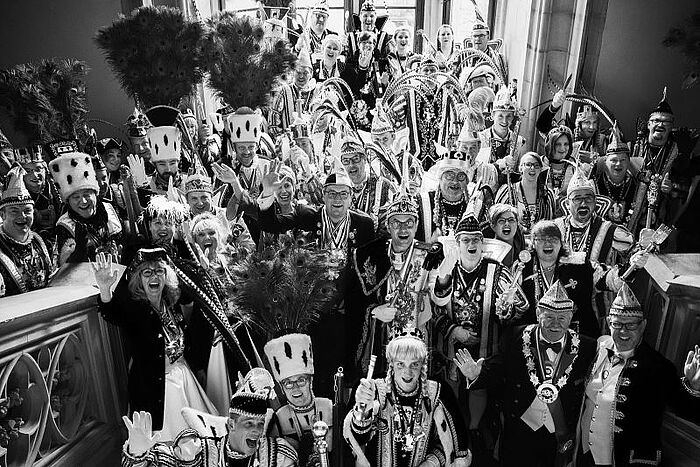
[536,382,559,404]
[403,433,415,452]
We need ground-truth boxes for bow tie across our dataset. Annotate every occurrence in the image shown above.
[540,339,562,355]
[607,348,624,367]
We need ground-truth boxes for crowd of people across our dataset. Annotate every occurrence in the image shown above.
[1,1,700,466]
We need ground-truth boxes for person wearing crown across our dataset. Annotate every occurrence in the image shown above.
[51,146,123,266]
[478,90,526,183]
[125,109,154,173]
[346,328,471,467]
[574,284,700,466]
[387,27,415,78]
[119,368,298,467]
[628,89,700,243]
[347,184,442,383]
[265,333,334,466]
[541,124,580,208]
[340,139,396,230]
[536,90,609,160]
[294,0,338,55]
[431,215,528,454]
[346,0,391,61]
[12,144,63,248]
[455,281,596,466]
[515,220,648,337]
[0,165,53,297]
[593,124,638,226]
[553,166,633,265]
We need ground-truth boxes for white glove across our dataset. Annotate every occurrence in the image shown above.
[371,304,397,323]
[552,89,566,109]
[127,154,148,187]
[122,411,161,457]
[437,235,458,278]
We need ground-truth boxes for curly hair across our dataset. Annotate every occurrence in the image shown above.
[127,260,181,306]
[191,212,227,253]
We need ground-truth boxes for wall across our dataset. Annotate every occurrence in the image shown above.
[0,0,133,145]
[595,0,700,139]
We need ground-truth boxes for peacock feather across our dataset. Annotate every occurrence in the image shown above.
[95,6,205,108]
[201,11,297,111]
[223,234,337,339]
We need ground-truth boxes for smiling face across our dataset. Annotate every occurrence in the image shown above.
[372,131,395,152]
[605,153,630,183]
[68,189,97,219]
[194,225,220,254]
[138,260,167,303]
[647,114,673,147]
[493,212,518,242]
[457,140,481,165]
[154,159,179,179]
[96,168,109,198]
[184,118,198,139]
[533,234,561,263]
[457,233,483,267]
[359,39,375,57]
[234,142,257,168]
[294,64,312,88]
[187,191,212,216]
[341,152,367,185]
[537,310,573,342]
[323,185,352,222]
[439,169,467,202]
[130,136,151,159]
[519,154,542,183]
[471,30,489,52]
[148,216,175,245]
[492,110,514,136]
[608,316,646,352]
[567,192,595,224]
[391,356,423,393]
[388,214,418,253]
[281,374,313,408]
[395,30,410,52]
[276,178,295,207]
[550,134,570,161]
[0,203,34,241]
[313,11,327,31]
[228,415,265,457]
[323,40,340,62]
[360,10,376,31]
[101,148,122,173]
[22,162,46,194]
[578,115,599,139]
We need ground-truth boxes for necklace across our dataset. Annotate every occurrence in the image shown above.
[392,382,424,453]
[433,191,466,234]
[533,261,557,304]
[522,324,579,403]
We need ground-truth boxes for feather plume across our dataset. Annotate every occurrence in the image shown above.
[224,235,337,338]
[201,12,296,110]
[259,0,292,8]
[95,6,205,108]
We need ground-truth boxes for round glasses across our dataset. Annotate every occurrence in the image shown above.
[141,267,166,278]
[389,219,416,229]
[282,375,310,390]
[442,171,467,182]
[496,217,517,226]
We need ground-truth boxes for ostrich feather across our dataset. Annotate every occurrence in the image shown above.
[95,6,205,108]
[201,12,296,110]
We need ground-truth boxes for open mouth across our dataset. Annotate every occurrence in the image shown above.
[245,437,258,449]
[447,183,461,191]
[202,240,214,249]
[467,247,477,254]
[278,193,291,201]
[347,166,359,176]
[401,376,413,384]
[501,227,512,236]
[14,219,28,228]
[543,247,554,255]
[157,231,169,238]
[397,233,409,240]
[148,280,161,291]
[577,207,590,217]
[291,391,302,398]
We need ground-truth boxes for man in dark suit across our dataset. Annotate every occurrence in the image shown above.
[455,280,596,466]
[257,166,375,395]
[575,284,700,466]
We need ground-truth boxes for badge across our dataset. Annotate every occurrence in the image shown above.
[536,382,559,404]
[403,433,415,452]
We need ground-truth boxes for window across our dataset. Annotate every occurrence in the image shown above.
[451,0,491,46]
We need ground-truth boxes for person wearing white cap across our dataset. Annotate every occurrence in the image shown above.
[0,165,53,297]
[294,0,338,55]
[346,0,391,61]
[477,89,526,176]
[51,143,123,266]
[455,281,595,466]
[575,284,700,466]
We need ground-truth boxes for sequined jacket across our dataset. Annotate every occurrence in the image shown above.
[0,230,52,297]
[574,337,700,466]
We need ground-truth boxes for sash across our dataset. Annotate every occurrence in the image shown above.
[479,262,497,359]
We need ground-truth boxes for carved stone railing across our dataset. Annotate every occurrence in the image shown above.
[0,286,126,466]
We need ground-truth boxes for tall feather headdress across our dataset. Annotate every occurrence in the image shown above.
[201,11,297,110]
[95,6,205,109]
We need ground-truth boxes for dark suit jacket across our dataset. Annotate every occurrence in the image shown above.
[479,325,596,439]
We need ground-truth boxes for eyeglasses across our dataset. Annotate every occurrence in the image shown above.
[520,162,541,169]
[141,267,166,278]
[458,236,482,245]
[324,190,351,200]
[570,195,595,204]
[534,236,561,244]
[389,219,416,229]
[441,171,467,182]
[341,154,364,165]
[649,118,673,125]
[608,320,643,331]
[496,217,517,226]
[282,375,310,390]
